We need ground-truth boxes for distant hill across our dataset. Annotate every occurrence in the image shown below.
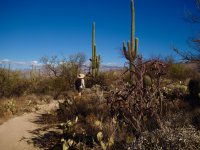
[82,64,123,73]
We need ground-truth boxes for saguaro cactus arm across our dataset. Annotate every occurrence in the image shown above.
[123,42,129,59]
[134,38,139,57]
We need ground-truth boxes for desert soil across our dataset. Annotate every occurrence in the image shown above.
[0,100,59,150]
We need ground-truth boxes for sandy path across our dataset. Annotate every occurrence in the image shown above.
[0,100,59,150]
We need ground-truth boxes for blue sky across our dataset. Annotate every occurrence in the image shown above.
[0,0,198,68]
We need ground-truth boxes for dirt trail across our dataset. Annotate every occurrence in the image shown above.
[0,100,59,150]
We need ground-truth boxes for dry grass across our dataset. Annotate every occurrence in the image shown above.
[0,94,53,125]
[0,61,199,149]
[3,80,199,150]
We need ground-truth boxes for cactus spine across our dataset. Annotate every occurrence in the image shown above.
[91,22,100,77]
[123,0,139,80]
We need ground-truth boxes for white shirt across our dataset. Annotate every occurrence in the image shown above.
[80,78,85,89]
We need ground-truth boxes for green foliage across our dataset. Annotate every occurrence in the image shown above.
[168,63,196,81]
[0,53,86,99]
[85,71,120,90]
[30,77,52,95]
[40,53,86,99]
[0,68,30,98]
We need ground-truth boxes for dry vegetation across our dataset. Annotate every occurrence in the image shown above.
[0,53,200,150]
[0,0,199,149]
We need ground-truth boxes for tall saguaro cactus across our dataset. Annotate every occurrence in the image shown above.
[123,0,139,80]
[91,22,100,77]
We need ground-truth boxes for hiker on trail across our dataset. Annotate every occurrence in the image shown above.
[75,73,85,96]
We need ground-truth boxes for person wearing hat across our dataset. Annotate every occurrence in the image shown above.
[75,73,85,96]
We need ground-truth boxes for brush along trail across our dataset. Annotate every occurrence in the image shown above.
[0,100,59,150]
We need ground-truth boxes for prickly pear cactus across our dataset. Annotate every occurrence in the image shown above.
[97,131,114,150]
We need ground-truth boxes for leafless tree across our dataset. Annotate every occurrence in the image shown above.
[40,53,86,99]
[174,0,200,63]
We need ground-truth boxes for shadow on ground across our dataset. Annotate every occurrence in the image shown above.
[22,113,62,150]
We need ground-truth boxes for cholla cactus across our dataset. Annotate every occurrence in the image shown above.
[60,117,79,150]
[61,138,76,150]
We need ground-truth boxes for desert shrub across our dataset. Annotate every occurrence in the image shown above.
[132,127,200,149]
[54,91,118,149]
[162,84,188,101]
[9,75,30,97]
[29,77,52,95]
[0,68,12,97]
[101,70,121,86]
[0,68,30,98]
[0,99,17,117]
[85,75,104,88]
[57,93,109,122]
[0,94,51,121]
[40,53,86,99]
[167,63,197,81]
[85,70,120,89]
